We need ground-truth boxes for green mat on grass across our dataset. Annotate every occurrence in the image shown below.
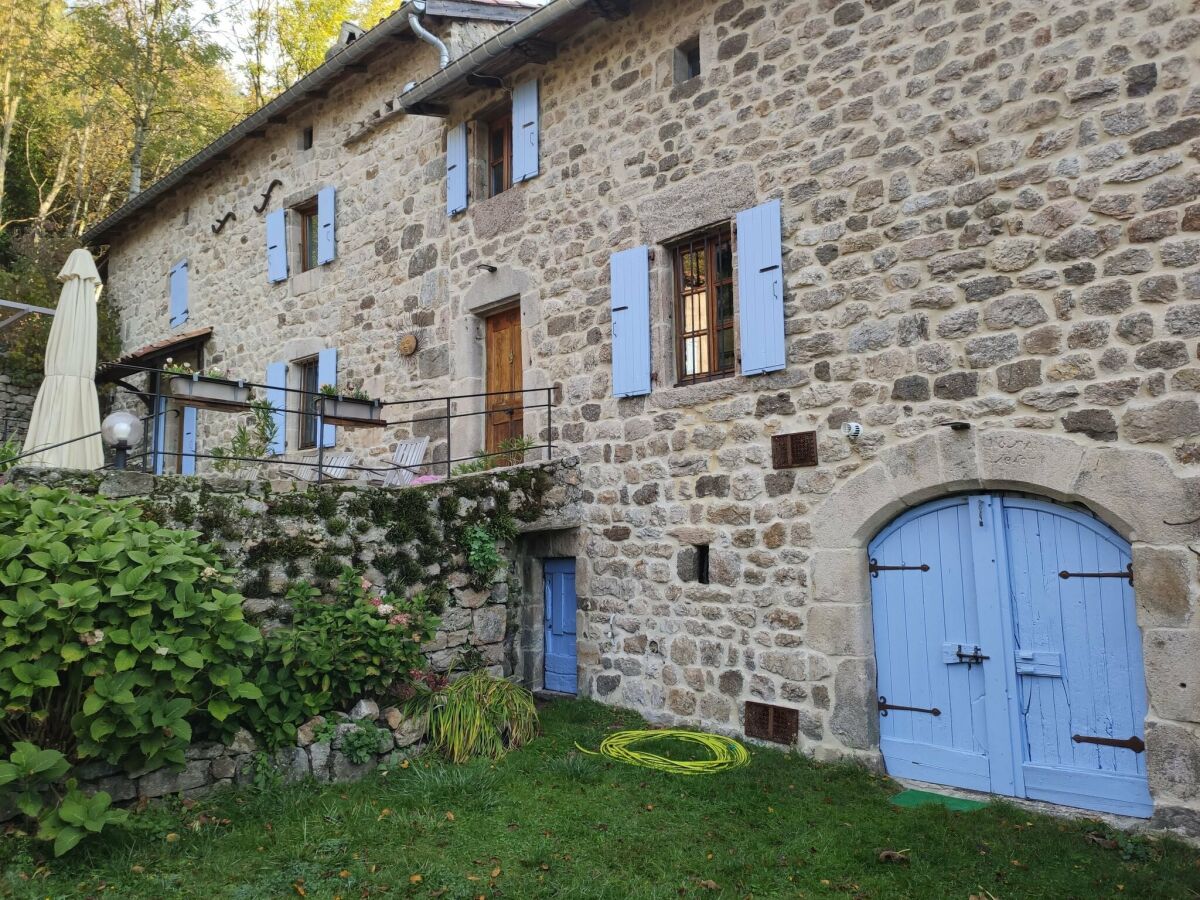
[890,789,989,812]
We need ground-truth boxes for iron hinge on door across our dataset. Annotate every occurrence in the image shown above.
[868,559,930,577]
[877,696,941,717]
[1058,563,1133,585]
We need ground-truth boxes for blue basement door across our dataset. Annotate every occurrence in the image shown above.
[543,558,577,694]
[869,494,1151,818]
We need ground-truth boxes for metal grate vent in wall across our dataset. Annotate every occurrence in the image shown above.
[744,701,800,745]
[771,431,818,469]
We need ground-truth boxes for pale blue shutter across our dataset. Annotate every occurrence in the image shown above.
[265,361,287,456]
[266,209,288,282]
[736,199,786,375]
[610,246,651,398]
[316,186,336,265]
[446,123,468,215]
[169,259,188,327]
[317,347,337,448]
[180,407,197,475]
[512,79,539,183]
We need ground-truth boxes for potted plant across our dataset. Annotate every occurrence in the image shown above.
[315,381,384,427]
[164,360,251,412]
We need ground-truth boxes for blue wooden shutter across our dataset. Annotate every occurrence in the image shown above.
[265,361,287,456]
[169,259,188,327]
[316,186,336,265]
[317,347,337,448]
[736,199,786,375]
[266,209,288,282]
[180,407,197,475]
[446,123,468,215]
[512,79,539,182]
[610,246,651,398]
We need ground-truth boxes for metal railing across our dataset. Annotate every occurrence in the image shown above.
[4,363,558,485]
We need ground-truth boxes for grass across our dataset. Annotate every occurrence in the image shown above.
[2,700,1198,898]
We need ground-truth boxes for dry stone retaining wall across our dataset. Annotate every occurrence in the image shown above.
[7,459,580,801]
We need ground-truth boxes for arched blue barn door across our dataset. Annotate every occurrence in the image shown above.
[869,494,1151,818]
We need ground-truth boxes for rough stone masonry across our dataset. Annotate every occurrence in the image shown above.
[92,0,1200,831]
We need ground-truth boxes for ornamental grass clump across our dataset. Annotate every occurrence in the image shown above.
[406,668,538,764]
[0,485,264,852]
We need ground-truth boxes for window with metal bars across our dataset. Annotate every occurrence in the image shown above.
[672,228,735,385]
[295,356,320,449]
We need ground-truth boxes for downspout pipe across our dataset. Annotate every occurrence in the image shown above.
[408,0,451,69]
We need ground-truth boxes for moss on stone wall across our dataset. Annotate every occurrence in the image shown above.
[8,459,580,676]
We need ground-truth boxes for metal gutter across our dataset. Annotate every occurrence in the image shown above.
[81,1,540,247]
[400,0,604,113]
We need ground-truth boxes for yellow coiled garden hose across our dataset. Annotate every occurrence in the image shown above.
[575,728,750,775]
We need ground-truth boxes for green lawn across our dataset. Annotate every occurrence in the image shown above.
[3,700,1197,898]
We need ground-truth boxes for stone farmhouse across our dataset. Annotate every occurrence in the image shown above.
[83,0,1200,832]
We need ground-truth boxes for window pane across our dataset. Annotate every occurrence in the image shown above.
[299,361,319,448]
[304,211,319,271]
[715,242,732,281]
[716,283,733,322]
[718,327,734,372]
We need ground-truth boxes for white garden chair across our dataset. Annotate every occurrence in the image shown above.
[289,453,356,482]
[366,436,429,488]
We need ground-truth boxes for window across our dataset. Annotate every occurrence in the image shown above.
[674,37,701,83]
[301,125,314,150]
[673,228,734,385]
[296,356,320,449]
[695,544,710,584]
[488,113,512,197]
[296,199,319,272]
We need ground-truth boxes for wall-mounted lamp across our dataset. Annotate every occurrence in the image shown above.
[473,263,497,274]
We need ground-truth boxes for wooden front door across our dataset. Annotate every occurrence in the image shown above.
[485,306,523,455]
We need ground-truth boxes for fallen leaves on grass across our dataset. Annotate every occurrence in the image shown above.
[1086,832,1120,851]
[409,874,423,884]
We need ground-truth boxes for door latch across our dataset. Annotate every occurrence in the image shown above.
[955,644,989,665]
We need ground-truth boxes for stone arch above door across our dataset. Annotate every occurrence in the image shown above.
[806,427,1200,833]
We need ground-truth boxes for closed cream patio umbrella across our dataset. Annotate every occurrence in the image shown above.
[20,249,104,469]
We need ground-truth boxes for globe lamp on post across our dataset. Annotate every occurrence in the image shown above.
[100,411,143,470]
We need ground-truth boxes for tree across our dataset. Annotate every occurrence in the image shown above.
[0,1,61,227]
[72,0,237,198]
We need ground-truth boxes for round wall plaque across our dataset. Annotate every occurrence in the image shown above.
[398,334,418,357]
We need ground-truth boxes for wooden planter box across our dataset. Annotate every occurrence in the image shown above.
[168,374,251,412]
[317,396,385,427]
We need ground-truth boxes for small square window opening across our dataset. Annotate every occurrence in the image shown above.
[674,37,701,83]
[296,356,320,450]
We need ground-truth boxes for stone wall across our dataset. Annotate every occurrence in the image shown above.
[75,699,426,803]
[8,458,581,803]
[0,371,36,443]
[95,0,1200,830]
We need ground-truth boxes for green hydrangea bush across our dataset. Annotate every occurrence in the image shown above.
[242,568,439,747]
[0,485,263,853]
